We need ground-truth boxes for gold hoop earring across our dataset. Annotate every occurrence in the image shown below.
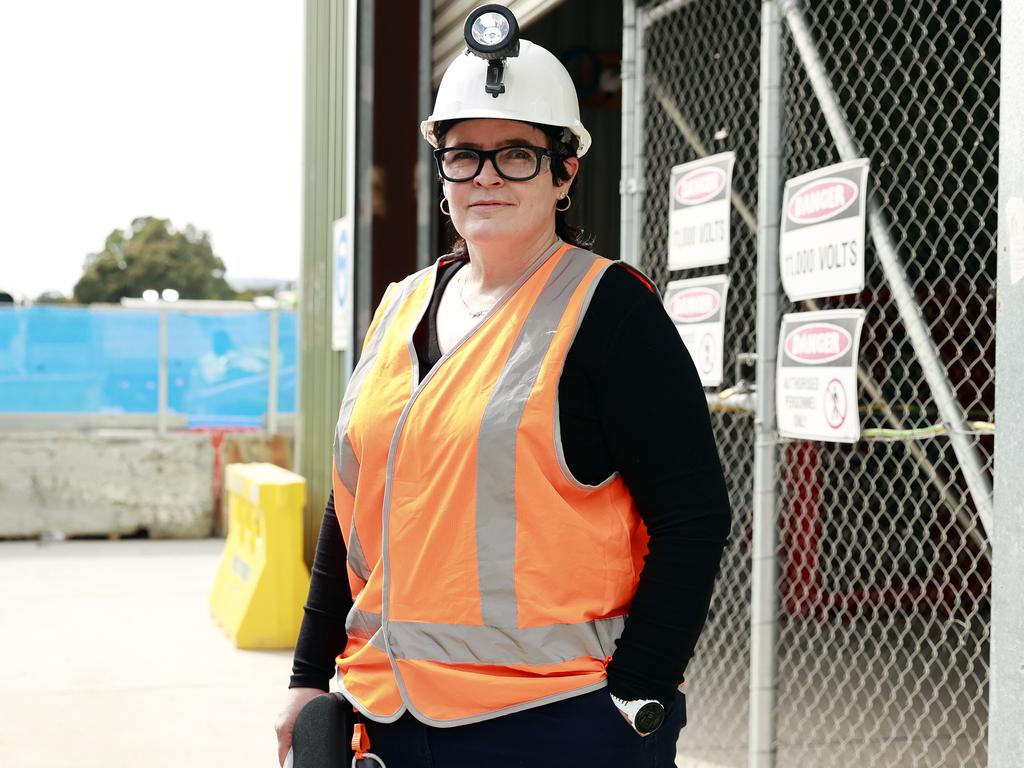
[439,198,451,216]
[555,195,571,212]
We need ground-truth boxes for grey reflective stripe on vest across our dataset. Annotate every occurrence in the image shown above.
[474,249,601,626]
[334,433,359,497]
[386,615,624,666]
[345,609,624,666]
[347,519,372,581]
[333,272,430,494]
[333,282,399,487]
[552,266,619,490]
[345,607,383,640]
[334,270,432,581]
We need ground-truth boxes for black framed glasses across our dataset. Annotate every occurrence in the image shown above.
[433,145,556,182]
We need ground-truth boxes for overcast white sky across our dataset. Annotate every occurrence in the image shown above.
[0,1,304,300]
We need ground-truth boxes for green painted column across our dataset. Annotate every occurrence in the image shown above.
[297,0,350,562]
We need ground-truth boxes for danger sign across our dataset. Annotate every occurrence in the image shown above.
[779,159,869,301]
[664,275,730,387]
[776,309,865,443]
[668,152,735,270]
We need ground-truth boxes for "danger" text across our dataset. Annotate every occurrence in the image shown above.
[792,184,848,218]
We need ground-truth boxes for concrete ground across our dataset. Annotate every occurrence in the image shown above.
[0,538,292,768]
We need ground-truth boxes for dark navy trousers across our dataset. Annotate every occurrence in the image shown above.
[292,688,686,768]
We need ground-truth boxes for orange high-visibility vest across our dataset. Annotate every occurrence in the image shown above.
[330,242,648,726]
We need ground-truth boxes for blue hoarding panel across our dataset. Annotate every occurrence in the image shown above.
[0,307,296,425]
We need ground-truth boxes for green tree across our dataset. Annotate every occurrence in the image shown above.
[34,291,70,305]
[72,217,237,304]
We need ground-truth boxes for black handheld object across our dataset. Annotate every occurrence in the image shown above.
[290,693,354,768]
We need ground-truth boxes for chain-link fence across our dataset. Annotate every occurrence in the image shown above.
[629,0,999,765]
[775,1,996,765]
[636,3,762,764]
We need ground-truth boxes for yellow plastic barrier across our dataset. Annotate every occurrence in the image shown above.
[209,463,310,649]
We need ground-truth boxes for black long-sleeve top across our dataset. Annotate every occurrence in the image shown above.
[289,259,732,708]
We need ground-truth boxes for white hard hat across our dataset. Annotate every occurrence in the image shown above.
[421,39,592,157]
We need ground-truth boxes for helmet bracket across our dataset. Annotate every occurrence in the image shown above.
[485,60,506,97]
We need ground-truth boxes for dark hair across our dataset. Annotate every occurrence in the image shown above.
[433,119,594,257]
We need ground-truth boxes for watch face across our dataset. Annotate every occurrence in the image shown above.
[635,702,665,734]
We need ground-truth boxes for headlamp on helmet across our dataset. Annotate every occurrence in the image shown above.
[463,4,520,98]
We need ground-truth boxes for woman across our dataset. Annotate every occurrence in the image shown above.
[276,21,730,768]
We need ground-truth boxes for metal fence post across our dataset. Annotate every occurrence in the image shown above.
[268,307,280,435]
[620,0,638,265]
[778,0,994,540]
[750,3,783,767]
[990,2,1024,764]
[620,0,648,268]
[158,308,168,435]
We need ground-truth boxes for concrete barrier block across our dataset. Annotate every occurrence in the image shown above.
[0,431,215,538]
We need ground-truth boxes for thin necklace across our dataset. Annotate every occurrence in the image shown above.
[456,239,560,319]
[458,269,493,318]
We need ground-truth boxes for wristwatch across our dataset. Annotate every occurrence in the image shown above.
[609,693,666,736]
